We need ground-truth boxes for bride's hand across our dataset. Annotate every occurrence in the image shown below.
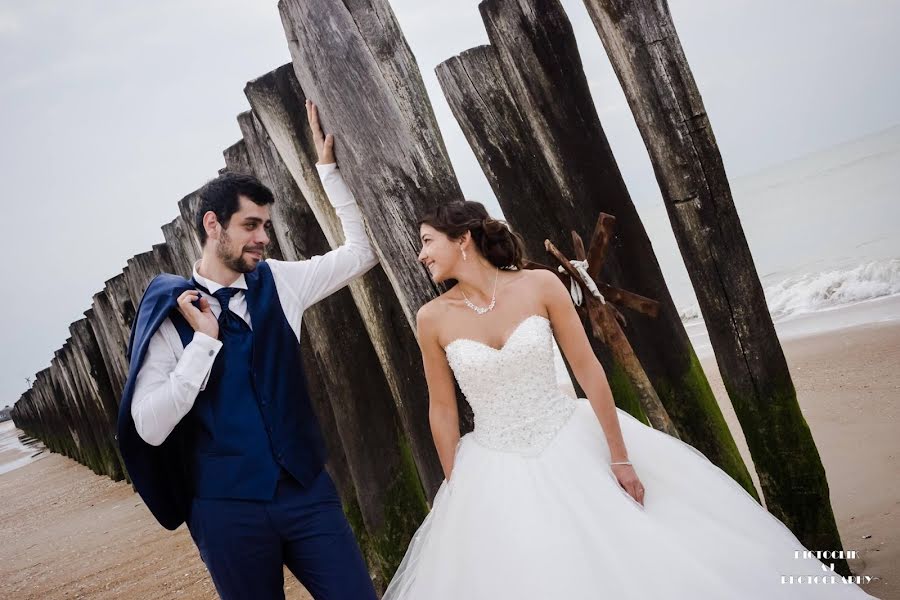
[306,99,336,165]
[612,464,645,506]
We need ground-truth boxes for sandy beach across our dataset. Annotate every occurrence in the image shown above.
[701,319,898,599]
[0,425,313,599]
[0,313,896,599]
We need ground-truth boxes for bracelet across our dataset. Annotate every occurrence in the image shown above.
[610,461,632,466]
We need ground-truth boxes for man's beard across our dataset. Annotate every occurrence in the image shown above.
[216,230,262,273]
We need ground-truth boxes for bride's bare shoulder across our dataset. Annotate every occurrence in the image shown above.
[519,267,561,293]
[416,293,455,337]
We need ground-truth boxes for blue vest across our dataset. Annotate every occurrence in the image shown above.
[117,262,327,530]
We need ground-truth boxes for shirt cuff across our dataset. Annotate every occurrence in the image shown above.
[174,332,222,391]
[316,161,337,172]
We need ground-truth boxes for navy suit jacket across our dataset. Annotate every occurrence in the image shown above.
[117,274,196,530]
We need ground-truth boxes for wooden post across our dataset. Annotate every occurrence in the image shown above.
[88,285,131,401]
[124,250,166,306]
[244,64,451,499]
[62,338,114,476]
[68,320,124,479]
[435,0,756,497]
[582,0,848,570]
[48,352,84,463]
[223,139,253,175]
[277,0,461,322]
[161,215,200,277]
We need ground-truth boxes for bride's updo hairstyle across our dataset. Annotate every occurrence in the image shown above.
[418,200,526,270]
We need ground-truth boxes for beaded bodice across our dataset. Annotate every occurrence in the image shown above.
[444,315,577,455]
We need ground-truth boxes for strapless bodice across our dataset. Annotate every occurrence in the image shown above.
[444,315,577,455]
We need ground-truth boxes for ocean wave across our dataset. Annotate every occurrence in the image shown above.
[678,258,900,322]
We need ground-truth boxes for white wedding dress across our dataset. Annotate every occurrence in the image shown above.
[383,314,877,599]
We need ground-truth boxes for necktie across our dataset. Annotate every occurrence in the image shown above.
[211,287,247,336]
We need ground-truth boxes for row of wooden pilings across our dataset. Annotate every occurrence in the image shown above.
[11,0,853,585]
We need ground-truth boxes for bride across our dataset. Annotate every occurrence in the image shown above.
[383,200,877,599]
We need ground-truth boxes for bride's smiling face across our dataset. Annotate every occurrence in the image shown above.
[418,223,465,283]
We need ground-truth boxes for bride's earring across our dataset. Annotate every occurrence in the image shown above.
[461,247,468,261]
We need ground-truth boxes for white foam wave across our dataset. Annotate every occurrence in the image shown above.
[678,258,900,322]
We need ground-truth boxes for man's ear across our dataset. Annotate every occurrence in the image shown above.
[202,211,220,241]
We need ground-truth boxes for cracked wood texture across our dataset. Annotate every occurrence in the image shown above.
[277,0,461,324]
[582,0,849,573]
[436,0,756,498]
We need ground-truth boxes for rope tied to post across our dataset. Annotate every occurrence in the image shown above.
[558,259,606,307]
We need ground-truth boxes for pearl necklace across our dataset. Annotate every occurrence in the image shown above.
[461,268,499,315]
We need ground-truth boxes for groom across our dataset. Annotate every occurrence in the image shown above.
[116,100,379,599]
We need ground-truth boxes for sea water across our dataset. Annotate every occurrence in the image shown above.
[646,125,900,355]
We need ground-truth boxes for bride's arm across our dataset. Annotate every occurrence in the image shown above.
[416,303,460,481]
[538,269,644,504]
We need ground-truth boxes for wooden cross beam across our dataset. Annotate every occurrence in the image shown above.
[525,215,660,328]
[533,213,678,437]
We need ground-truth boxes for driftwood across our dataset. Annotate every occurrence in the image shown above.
[244,64,450,498]
[435,0,756,496]
[582,0,848,572]
[226,119,428,587]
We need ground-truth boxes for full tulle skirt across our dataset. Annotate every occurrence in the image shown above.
[384,399,876,599]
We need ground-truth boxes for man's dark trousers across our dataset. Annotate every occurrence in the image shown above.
[187,469,374,599]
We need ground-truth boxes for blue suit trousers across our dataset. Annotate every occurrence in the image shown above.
[187,469,377,600]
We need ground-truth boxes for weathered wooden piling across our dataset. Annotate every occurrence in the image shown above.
[58,340,108,475]
[151,243,175,275]
[581,0,847,570]
[277,0,462,318]
[244,64,449,498]
[435,0,756,497]
[48,353,85,464]
[87,286,131,400]
[223,139,254,175]
[70,316,126,480]
[161,216,200,277]
[124,250,165,307]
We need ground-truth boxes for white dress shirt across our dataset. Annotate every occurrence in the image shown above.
[131,162,379,446]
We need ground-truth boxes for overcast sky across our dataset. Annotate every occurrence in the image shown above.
[2,0,899,406]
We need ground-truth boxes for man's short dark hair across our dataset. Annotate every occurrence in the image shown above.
[195,172,275,245]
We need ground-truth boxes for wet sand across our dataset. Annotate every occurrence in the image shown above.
[0,422,312,599]
[701,320,899,599]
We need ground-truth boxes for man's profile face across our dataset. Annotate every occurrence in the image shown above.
[213,195,273,273]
